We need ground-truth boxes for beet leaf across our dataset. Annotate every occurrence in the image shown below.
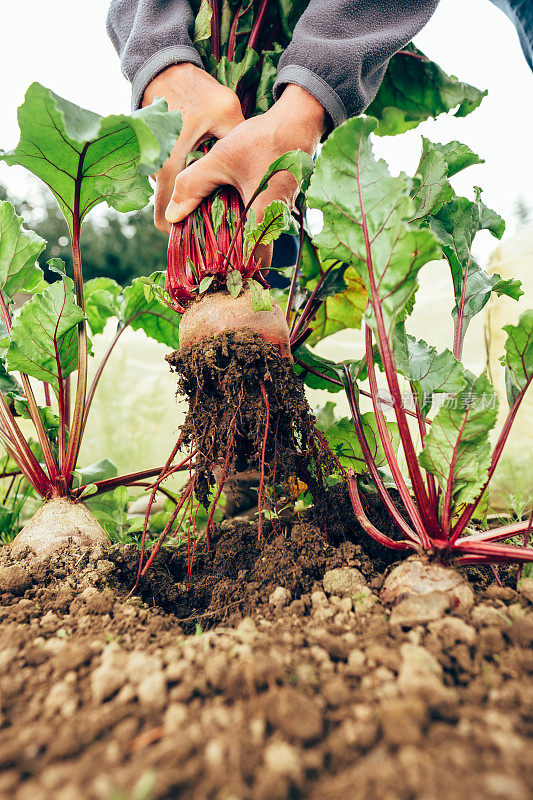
[428,191,521,357]
[418,372,498,519]
[0,203,45,301]
[307,116,440,336]
[1,84,182,230]
[6,269,84,394]
[502,310,533,401]
[367,44,487,136]
[324,414,400,473]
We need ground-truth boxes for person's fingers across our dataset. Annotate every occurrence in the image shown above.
[153,167,177,234]
[209,97,245,138]
[165,144,235,224]
[153,94,244,233]
[153,125,197,233]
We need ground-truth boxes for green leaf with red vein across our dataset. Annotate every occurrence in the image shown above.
[394,324,464,413]
[307,116,440,336]
[428,191,521,350]
[324,415,400,473]
[367,44,486,136]
[6,273,84,393]
[501,309,533,404]
[298,235,366,344]
[410,139,483,221]
[430,141,484,178]
[255,150,314,199]
[293,346,344,394]
[418,372,498,510]
[120,272,181,349]
[1,83,182,230]
[0,202,45,302]
[243,200,297,260]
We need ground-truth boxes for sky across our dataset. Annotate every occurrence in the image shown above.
[1,0,532,263]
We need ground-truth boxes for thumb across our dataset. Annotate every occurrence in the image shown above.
[165,147,234,224]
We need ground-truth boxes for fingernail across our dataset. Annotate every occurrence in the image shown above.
[165,200,182,223]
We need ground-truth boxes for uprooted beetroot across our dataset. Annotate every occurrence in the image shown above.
[135,328,335,581]
[169,328,329,512]
[134,186,336,582]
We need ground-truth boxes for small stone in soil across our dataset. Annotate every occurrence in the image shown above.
[269,586,291,609]
[266,688,324,743]
[323,567,366,597]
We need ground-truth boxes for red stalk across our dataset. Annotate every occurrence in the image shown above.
[293,357,425,422]
[348,477,413,551]
[64,143,90,487]
[227,0,254,61]
[290,262,339,342]
[64,375,71,432]
[0,290,59,486]
[452,538,533,563]
[517,509,533,586]
[343,364,421,546]
[440,413,469,535]
[455,518,533,544]
[410,384,437,507]
[247,0,269,51]
[353,130,440,536]
[285,206,305,325]
[397,49,430,62]
[450,381,531,543]
[209,0,221,61]
[365,326,430,547]
[82,323,127,435]
[0,413,49,494]
[166,187,265,311]
[453,249,472,361]
[257,382,270,540]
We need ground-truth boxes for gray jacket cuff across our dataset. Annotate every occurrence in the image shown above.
[131,45,204,110]
[273,65,347,129]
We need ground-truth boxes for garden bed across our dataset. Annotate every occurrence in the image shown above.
[0,503,531,800]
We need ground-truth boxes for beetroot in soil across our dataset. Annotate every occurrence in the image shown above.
[166,329,333,529]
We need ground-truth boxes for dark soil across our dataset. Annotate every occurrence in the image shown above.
[166,330,334,512]
[111,484,400,630]
[1,500,532,800]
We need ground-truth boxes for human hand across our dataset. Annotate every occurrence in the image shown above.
[164,85,326,266]
[142,63,245,233]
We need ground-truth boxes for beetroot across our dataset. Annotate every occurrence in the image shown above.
[133,187,334,583]
[178,288,292,360]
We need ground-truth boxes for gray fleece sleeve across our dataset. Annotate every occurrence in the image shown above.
[273,0,440,127]
[106,0,203,110]
[107,0,439,125]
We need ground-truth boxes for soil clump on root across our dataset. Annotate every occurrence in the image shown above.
[166,329,333,519]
